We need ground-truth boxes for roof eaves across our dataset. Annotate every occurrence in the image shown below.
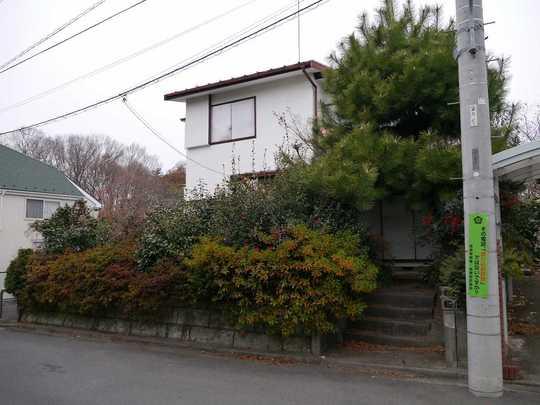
[164,60,328,101]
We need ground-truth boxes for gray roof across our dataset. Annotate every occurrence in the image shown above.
[0,144,83,197]
[493,140,540,182]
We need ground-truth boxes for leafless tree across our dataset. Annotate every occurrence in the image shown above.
[5,130,185,237]
[519,104,540,143]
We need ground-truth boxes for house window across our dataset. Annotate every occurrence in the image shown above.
[44,201,60,218]
[210,97,255,144]
[26,199,60,219]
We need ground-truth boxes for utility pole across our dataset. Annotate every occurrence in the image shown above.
[455,0,503,398]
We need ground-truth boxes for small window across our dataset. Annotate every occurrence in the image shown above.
[210,97,255,144]
[26,199,60,219]
[44,201,60,218]
[26,199,43,219]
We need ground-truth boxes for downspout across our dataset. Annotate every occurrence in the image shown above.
[302,69,318,118]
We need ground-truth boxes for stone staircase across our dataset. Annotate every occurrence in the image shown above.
[345,267,441,347]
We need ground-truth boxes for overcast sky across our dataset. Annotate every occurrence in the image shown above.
[1,0,539,170]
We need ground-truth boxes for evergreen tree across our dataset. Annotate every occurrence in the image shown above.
[298,0,515,208]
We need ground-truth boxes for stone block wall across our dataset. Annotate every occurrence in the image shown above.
[20,309,330,355]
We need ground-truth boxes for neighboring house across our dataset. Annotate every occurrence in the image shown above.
[164,60,327,192]
[164,61,431,263]
[0,145,101,293]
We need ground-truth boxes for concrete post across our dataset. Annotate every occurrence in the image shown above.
[440,288,458,367]
[455,0,503,398]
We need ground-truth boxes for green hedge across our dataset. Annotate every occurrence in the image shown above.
[4,249,33,296]
[10,225,378,337]
[16,243,186,320]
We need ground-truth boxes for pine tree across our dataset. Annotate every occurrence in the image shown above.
[300,0,514,208]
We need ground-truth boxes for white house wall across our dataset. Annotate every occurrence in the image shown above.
[184,75,317,193]
[185,96,210,149]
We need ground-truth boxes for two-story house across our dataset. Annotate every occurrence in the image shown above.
[164,60,326,192]
[164,61,432,264]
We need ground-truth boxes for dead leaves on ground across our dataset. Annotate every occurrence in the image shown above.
[342,341,444,353]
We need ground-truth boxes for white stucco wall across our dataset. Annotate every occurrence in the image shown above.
[183,74,321,193]
[0,191,81,293]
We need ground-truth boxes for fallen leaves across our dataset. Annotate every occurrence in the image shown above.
[342,341,444,353]
[510,322,540,336]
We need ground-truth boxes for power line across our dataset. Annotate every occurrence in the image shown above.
[0,0,149,76]
[142,0,307,83]
[0,0,107,71]
[122,96,224,176]
[0,0,260,114]
[0,0,328,136]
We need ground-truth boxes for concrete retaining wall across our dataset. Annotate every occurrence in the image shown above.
[20,309,330,355]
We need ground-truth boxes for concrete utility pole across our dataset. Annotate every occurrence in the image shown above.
[455,0,503,398]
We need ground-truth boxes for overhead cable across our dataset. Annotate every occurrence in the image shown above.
[122,96,225,176]
[0,0,260,114]
[0,0,328,136]
[0,0,149,75]
[0,0,107,71]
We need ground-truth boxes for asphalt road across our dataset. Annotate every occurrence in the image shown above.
[0,327,538,405]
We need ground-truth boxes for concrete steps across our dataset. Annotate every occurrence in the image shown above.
[363,304,432,320]
[345,265,440,348]
[356,316,431,336]
[367,288,435,308]
[344,329,439,348]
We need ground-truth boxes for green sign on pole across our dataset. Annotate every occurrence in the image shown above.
[467,213,489,298]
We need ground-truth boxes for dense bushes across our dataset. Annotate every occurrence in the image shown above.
[17,243,185,320]
[4,249,33,296]
[12,226,378,336]
[186,226,378,336]
[30,200,110,254]
[438,247,467,307]
[137,176,377,270]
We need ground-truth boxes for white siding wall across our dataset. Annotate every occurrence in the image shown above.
[184,75,318,193]
[185,96,210,149]
[0,192,79,293]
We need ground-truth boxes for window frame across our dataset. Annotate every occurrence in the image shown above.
[25,198,44,219]
[25,198,61,220]
[43,200,60,219]
[208,96,257,145]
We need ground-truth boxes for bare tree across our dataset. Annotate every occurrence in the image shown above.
[5,130,185,238]
[519,104,540,143]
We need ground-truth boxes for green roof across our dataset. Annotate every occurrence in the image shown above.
[0,145,83,197]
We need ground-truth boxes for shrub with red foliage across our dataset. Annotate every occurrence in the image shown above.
[17,243,187,320]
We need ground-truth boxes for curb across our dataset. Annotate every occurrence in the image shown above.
[2,321,539,389]
[1,321,464,380]
[322,357,467,381]
[0,322,322,365]
[506,377,540,389]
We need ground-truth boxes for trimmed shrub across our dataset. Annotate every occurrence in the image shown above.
[4,249,33,296]
[18,243,187,320]
[17,226,378,337]
[185,225,378,337]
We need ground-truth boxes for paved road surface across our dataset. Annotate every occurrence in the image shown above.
[0,327,538,405]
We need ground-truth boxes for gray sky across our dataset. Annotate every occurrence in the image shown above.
[1,0,539,170]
